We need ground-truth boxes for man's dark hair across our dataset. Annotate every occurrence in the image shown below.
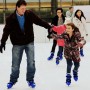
[16,0,27,8]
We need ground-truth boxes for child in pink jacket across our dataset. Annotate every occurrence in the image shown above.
[51,25,66,64]
[51,18,71,64]
[52,25,66,46]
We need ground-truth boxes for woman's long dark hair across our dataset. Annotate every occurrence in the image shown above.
[74,9,86,21]
[56,8,65,22]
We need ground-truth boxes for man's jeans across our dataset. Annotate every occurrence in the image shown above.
[10,42,36,83]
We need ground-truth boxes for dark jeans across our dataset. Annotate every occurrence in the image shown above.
[66,59,80,73]
[51,39,63,56]
[10,42,36,83]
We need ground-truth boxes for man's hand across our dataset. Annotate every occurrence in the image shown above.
[47,28,56,39]
[50,33,58,40]
[86,34,88,36]
[0,43,6,53]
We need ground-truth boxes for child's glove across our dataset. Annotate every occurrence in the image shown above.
[77,42,84,47]
[77,39,86,47]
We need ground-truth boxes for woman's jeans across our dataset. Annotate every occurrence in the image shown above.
[10,42,36,83]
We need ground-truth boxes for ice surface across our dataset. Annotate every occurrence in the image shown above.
[0,42,90,90]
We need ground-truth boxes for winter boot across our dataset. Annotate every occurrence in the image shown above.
[73,70,78,81]
[28,80,36,88]
[7,82,14,89]
[47,52,54,60]
[80,49,84,57]
[66,74,72,86]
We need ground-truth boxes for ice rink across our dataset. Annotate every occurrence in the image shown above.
[0,24,90,90]
[0,42,90,90]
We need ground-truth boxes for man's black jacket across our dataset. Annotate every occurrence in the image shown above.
[1,10,51,45]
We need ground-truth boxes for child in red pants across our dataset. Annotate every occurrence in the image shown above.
[51,25,66,64]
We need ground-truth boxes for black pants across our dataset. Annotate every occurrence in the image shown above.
[66,59,80,73]
[80,46,83,50]
[51,39,63,56]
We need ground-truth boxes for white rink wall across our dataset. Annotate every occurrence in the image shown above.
[0,23,90,44]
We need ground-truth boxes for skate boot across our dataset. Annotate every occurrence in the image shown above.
[7,82,14,89]
[73,70,78,81]
[28,80,36,88]
[56,56,60,65]
[80,49,84,57]
[59,52,63,60]
[66,74,71,86]
[56,52,63,65]
[47,52,54,60]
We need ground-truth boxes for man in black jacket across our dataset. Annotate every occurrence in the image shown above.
[0,0,51,89]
